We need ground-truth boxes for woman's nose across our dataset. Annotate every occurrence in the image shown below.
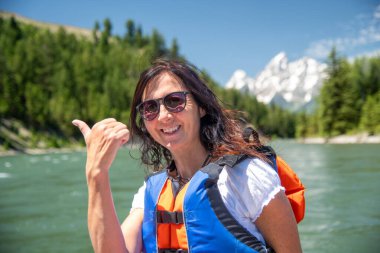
[157,104,173,121]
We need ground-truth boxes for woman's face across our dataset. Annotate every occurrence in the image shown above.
[142,73,205,153]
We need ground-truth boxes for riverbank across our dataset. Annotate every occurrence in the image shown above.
[0,146,86,157]
[0,118,145,157]
[299,133,380,144]
[0,142,143,157]
[0,118,83,157]
[2,134,379,157]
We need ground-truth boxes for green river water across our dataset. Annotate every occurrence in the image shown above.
[0,141,379,252]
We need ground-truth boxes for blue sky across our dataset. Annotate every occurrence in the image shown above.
[1,0,379,85]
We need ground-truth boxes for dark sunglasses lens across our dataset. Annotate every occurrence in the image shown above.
[164,92,186,112]
[141,100,159,120]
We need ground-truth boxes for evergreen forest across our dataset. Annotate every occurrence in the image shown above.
[0,16,295,150]
[0,15,379,150]
[296,48,380,138]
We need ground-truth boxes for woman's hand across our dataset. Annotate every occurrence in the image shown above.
[72,118,130,180]
[72,118,132,253]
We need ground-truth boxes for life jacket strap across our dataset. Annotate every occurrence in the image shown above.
[215,154,247,167]
[156,210,184,224]
[158,249,188,253]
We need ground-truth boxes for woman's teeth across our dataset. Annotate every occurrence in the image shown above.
[162,126,180,134]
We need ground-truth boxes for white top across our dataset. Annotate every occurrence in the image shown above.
[131,157,284,244]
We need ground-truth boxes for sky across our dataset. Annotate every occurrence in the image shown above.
[1,0,380,85]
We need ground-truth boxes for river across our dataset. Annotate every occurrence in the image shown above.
[0,141,379,252]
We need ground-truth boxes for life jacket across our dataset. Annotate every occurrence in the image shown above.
[276,155,305,223]
[142,156,278,253]
[142,124,305,252]
[242,127,305,223]
[251,146,305,223]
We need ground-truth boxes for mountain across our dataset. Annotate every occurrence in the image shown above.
[225,52,327,111]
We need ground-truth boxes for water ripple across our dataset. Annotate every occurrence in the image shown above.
[0,172,11,178]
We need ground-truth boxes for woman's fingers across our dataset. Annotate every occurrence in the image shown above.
[92,118,117,130]
[104,123,130,145]
[115,129,130,145]
[107,122,127,133]
[73,118,130,174]
[72,119,91,141]
[73,118,130,145]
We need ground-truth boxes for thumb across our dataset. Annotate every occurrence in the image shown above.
[72,119,91,140]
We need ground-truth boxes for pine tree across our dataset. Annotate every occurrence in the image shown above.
[359,92,380,134]
[170,38,179,59]
[100,18,112,51]
[93,21,100,44]
[367,57,380,95]
[149,29,166,58]
[135,25,144,48]
[318,48,360,136]
[125,19,135,45]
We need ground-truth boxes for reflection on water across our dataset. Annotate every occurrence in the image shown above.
[1,142,380,253]
[0,172,11,178]
[271,140,380,252]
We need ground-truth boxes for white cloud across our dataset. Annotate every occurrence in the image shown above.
[375,5,380,19]
[305,4,380,59]
[347,49,380,63]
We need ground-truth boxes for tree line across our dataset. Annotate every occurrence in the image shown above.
[0,16,296,149]
[296,48,380,138]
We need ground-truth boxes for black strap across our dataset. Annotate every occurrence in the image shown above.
[156,210,184,224]
[206,178,270,253]
[201,162,272,253]
[215,154,248,168]
[243,126,259,143]
[158,249,188,253]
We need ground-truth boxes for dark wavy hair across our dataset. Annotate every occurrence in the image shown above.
[130,59,266,171]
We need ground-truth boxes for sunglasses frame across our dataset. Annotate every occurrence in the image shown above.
[136,91,190,121]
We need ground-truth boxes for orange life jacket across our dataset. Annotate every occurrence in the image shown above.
[276,155,305,223]
[242,127,306,223]
[150,166,268,253]
[156,179,189,250]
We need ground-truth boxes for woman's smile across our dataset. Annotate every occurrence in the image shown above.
[161,125,181,134]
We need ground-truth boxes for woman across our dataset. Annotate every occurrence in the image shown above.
[72,59,302,253]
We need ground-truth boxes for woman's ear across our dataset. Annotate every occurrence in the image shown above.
[140,122,148,134]
[199,107,206,118]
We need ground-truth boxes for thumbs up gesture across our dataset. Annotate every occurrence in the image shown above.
[72,118,130,180]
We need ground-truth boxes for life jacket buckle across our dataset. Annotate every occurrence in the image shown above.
[157,210,184,224]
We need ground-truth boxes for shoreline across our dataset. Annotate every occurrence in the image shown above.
[2,134,380,157]
[298,133,380,144]
[0,147,86,157]
[0,142,142,157]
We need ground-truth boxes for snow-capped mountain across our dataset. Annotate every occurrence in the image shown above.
[225,52,327,111]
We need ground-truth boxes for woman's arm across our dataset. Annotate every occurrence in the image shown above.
[255,191,302,253]
[73,118,142,253]
[87,172,128,253]
[121,208,144,253]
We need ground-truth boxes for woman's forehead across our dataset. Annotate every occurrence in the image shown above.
[143,73,186,99]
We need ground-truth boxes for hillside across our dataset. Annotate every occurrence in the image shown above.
[0,11,93,39]
[0,12,301,153]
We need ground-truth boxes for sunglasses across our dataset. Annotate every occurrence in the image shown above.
[137,91,190,121]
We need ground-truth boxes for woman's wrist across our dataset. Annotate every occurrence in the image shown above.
[86,166,110,185]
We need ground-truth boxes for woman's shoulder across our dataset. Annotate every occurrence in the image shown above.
[221,156,283,198]
[218,156,284,222]
[230,156,277,177]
